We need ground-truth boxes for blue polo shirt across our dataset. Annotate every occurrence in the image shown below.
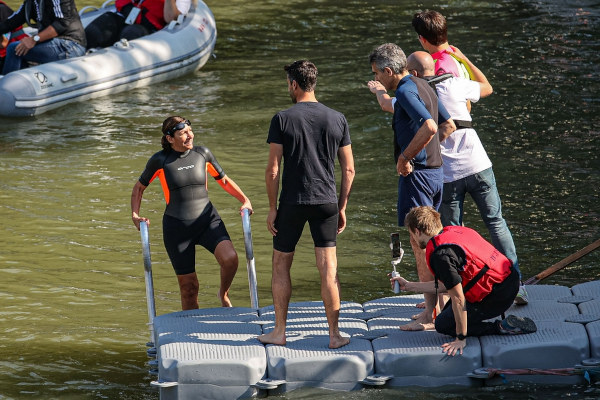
[392,75,451,168]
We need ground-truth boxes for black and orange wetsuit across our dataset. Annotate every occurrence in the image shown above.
[138,146,231,275]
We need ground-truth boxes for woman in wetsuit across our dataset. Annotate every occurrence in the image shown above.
[131,116,253,310]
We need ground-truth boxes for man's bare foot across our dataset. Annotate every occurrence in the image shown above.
[411,310,425,320]
[399,320,435,331]
[329,335,350,349]
[415,301,425,309]
[401,311,435,331]
[258,331,286,346]
[217,290,232,307]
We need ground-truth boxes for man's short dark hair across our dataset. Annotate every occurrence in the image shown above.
[284,60,318,92]
[412,10,448,46]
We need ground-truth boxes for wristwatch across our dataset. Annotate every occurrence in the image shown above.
[33,34,40,43]
[456,333,467,340]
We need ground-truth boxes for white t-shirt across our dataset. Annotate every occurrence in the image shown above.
[176,0,191,15]
[435,77,492,183]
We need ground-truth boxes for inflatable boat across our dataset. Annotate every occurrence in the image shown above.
[0,0,216,117]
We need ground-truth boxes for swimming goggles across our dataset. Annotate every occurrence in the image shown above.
[166,119,191,136]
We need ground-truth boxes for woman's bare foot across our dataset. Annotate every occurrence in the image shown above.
[415,301,425,309]
[217,290,232,307]
[258,330,286,346]
[329,334,350,349]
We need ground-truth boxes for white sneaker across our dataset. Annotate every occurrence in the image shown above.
[514,285,529,305]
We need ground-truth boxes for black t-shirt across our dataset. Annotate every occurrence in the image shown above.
[429,244,467,291]
[267,102,351,205]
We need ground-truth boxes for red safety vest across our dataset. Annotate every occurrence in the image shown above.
[0,0,28,58]
[115,0,166,30]
[425,226,512,303]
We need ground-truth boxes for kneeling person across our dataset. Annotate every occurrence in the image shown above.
[393,206,536,356]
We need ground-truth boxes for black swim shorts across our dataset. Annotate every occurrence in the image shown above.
[273,203,338,253]
[162,203,230,275]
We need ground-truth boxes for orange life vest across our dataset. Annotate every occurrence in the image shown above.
[425,226,512,303]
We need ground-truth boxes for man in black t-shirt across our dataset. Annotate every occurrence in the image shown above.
[258,60,355,349]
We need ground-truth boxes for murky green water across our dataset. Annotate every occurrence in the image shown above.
[0,0,598,399]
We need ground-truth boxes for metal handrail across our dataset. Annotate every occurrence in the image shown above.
[140,221,157,344]
[241,209,259,309]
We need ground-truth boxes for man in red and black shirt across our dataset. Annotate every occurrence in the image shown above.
[393,206,536,356]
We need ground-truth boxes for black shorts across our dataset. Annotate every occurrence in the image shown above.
[162,203,231,275]
[273,203,338,253]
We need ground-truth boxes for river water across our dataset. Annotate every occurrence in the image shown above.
[0,0,598,399]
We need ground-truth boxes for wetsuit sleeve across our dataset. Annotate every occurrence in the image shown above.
[397,89,433,128]
[0,4,25,34]
[138,152,164,186]
[197,147,225,180]
[430,244,466,290]
[267,113,283,144]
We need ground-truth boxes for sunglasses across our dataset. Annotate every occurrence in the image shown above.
[166,119,191,136]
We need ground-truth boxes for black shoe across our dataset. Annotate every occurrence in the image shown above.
[498,315,537,334]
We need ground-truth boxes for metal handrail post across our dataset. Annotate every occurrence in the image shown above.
[140,221,157,345]
[241,209,259,309]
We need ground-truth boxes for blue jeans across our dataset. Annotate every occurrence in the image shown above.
[2,38,86,75]
[440,167,521,278]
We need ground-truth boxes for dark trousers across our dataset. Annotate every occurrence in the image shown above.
[434,268,520,337]
[84,10,154,49]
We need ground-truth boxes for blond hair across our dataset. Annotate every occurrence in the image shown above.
[404,206,443,235]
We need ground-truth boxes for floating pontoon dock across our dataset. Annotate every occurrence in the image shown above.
[146,281,600,399]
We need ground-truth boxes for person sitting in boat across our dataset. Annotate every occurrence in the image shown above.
[392,206,537,357]
[0,0,86,75]
[85,0,191,50]
[131,116,253,310]
[0,0,28,73]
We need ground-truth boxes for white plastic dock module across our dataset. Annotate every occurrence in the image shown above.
[479,321,590,385]
[258,301,374,393]
[152,308,265,400]
[365,297,481,388]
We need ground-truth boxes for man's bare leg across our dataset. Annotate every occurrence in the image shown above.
[315,247,350,349]
[177,272,200,310]
[401,235,437,331]
[258,250,294,346]
[214,240,238,307]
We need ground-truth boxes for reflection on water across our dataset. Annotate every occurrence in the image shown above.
[0,0,598,399]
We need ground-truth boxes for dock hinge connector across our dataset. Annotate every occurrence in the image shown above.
[362,374,392,386]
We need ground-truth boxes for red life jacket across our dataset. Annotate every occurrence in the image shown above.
[425,226,512,303]
[0,0,28,58]
[115,0,166,31]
